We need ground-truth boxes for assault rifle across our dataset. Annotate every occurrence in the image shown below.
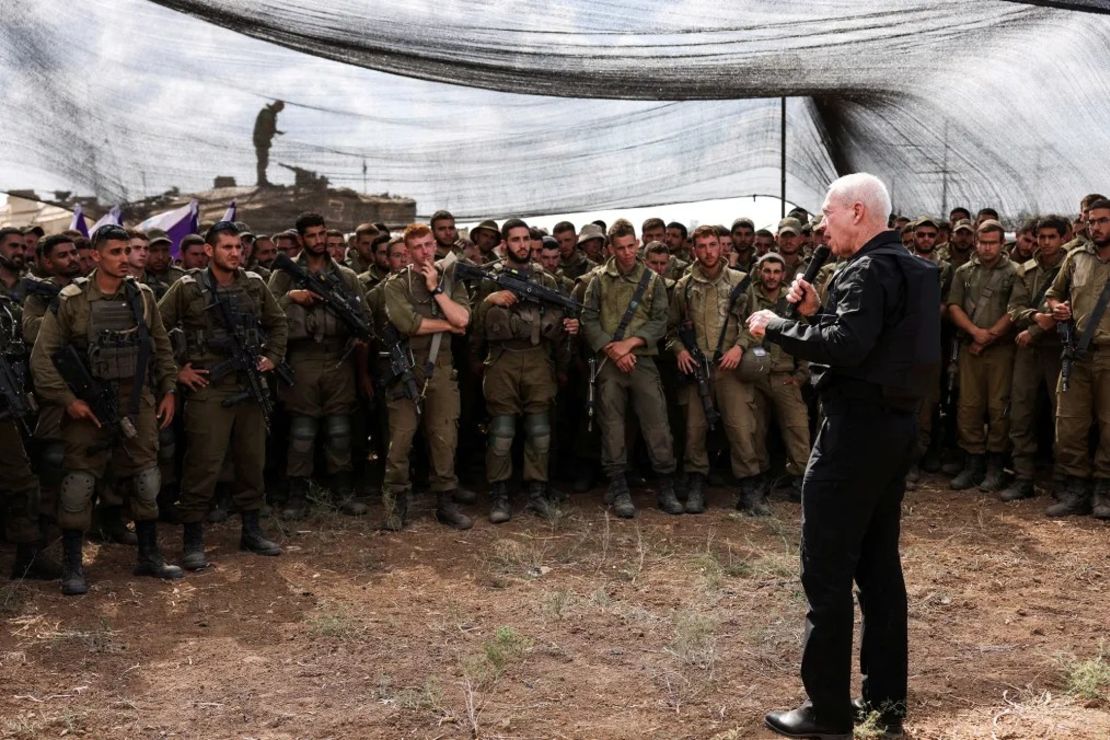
[378,322,421,417]
[454,262,597,318]
[23,278,61,305]
[205,289,294,433]
[677,320,720,430]
[1058,319,1077,392]
[585,356,598,432]
[272,252,372,340]
[0,350,35,433]
[941,337,960,420]
[51,345,136,440]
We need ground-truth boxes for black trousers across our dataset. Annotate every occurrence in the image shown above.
[799,398,915,727]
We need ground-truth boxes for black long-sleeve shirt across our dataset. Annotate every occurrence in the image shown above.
[765,231,936,396]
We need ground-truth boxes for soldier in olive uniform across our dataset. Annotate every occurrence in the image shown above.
[146,232,188,288]
[775,218,809,282]
[358,233,393,293]
[158,221,285,569]
[730,218,757,273]
[472,219,577,522]
[554,221,595,281]
[745,253,812,501]
[1045,199,1110,519]
[23,235,85,542]
[268,212,371,519]
[380,223,472,530]
[936,220,976,269]
[29,224,181,595]
[668,226,762,514]
[946,220,1019,491]
[344,223,380,276]
[0,227,29,302]
[998,215,1069,502]
[582,220,680,518]
[1,292,61,580]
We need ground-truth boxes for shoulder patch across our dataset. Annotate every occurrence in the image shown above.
[59,282,85,298]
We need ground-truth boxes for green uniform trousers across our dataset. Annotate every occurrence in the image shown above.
[384,362,459,495]
[281,348,357,477]
[60,392,159,530]
[597,356,676,478]
[682,365,761,479]
[914,364,942,456]
[956,343,1014,455]
[177,394,267,524]
[0,420,41,543]
[753,371,812,477]
[1054,350,1110,479]
[1009,344,1062,478]
[483,345,557,483]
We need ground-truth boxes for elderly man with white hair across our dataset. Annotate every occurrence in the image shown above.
[748,173,940,740]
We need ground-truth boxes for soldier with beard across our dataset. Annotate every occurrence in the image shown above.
[472,219,578,522]
[146,232,188,287]
[0,227,29,301]
[158,221,286,568]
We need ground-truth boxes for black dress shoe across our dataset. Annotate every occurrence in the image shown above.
[764,704,851,740]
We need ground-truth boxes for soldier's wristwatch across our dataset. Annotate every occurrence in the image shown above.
[431,284,445,296]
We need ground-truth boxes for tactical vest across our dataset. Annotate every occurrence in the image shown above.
[0,297,29,389]
[286,268,355,347]
[186,274,263,362]
[85,289,151,382]
[483,267,564,347]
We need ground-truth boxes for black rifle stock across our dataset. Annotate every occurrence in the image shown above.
[677,320,720,430]
[378,322,422,417]
[51,345,136,440]
[272,252,372,340]
[1058,319,1077,392]
[455,262,596,317]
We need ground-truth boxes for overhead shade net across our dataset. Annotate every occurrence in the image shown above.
[3,0,1108,221]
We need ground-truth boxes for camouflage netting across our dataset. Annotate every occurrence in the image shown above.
[2,0,1108,220]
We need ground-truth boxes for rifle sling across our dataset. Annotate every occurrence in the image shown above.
[124,280,150,418]
[424,267,453,377]
[713,275,751,360]
[611,267,653,343]
[1077,277,1110,355]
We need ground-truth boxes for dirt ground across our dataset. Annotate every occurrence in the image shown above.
[0,475,1107,740]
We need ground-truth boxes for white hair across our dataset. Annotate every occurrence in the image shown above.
[826,173,892,224]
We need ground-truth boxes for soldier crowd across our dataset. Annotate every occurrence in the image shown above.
[0,190,1107,597]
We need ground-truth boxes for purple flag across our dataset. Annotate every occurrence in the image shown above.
[221,200,237,223]
[89,205,122,236]
[69,204,89,237]
[139,200,199,258]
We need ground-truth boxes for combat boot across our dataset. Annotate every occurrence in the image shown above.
[685,473,706,514]
[10,542,62,581]
[786,475,802,503]
[133,520,184,580]
[919,447,942,473]
[949,454,985,490]
[60,529,88,596]
[181,522,209,570]
[978,453,1007,492]
[282,477,309,520]
[571,463,596,493]
[1045,476,1092,517]
[655,474,684,515]
[240,510,282,555]
[1093,479,1110,520]
[608,475,636,518]
[524,482,556,521]
[381,490,408,531]
[436,491,474,530]
[92,504,137,545]
[737,476,772,517]
[332,473,368,516]
[489,481,512,524]
[999,477,1035,502]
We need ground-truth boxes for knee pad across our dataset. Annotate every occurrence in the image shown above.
[290,416,319,454]
[132,467,161,506]
[60,471,96,514]
[157,426,176,462]
[488,415,516,457]
[323,415,352,454]
[523,413,551,453]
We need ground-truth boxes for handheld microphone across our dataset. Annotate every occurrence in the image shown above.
[788,244,831,318]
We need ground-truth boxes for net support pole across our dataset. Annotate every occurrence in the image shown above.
[780,96,787,218]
